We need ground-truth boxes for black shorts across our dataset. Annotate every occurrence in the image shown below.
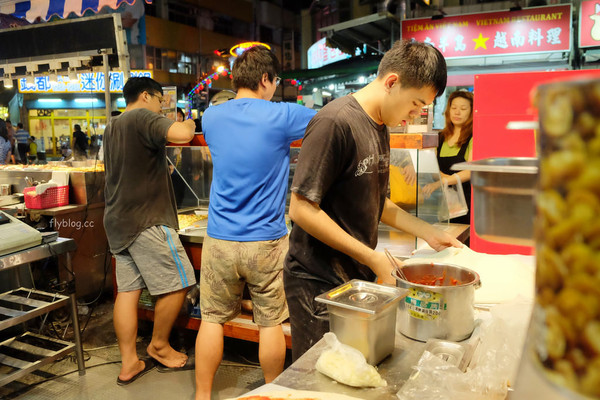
[283,271,335,361]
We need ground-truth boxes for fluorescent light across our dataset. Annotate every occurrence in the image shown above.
[358,76,366,84]
[328,84,334,91]
[177,100,187,105]
[322,91,332,96]
[39,98,63,103]
[312,88,318,93]
[75,98,98,103]
[117,97,125,102]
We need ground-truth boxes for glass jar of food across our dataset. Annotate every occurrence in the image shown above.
[534,78,600,398]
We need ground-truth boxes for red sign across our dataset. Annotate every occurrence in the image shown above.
[401,5,571,59]
[580,1,600,48]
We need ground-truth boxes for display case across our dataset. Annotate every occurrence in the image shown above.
[388,132,467,224]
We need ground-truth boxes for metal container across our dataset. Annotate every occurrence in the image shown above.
[393,263,480,342]
[315,280,406,365]
[452,157,538,246]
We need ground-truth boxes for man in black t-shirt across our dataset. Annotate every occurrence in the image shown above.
[284,40,463,360]
[104,77,196,385]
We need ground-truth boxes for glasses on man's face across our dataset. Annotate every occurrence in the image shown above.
[148,92,164,104]
[274,76,281,87]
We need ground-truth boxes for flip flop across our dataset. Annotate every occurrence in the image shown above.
[116,358,156,386]
[155,355,195,373]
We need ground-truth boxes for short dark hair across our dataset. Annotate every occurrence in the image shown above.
[17,122,23,129]
[378,39,447,98]
[74,124,81,131]
[177,107,185,119]
[123,77,163,105]
[232,45,280,91]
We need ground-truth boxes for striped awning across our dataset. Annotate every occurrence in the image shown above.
[0,0,149,23]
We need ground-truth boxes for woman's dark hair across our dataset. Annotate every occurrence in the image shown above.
[231,45,280,91]
[123,77,163,105]
[177,107,185,120]
[440,90,474,147]
[378,39,447,98]
[0,119,8,141]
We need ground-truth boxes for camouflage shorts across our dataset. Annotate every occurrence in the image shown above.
[200,234,289,326]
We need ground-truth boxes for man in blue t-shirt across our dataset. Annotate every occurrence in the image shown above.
[195,46,316,400]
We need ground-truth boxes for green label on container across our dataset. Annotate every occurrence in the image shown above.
[405,288,445,321]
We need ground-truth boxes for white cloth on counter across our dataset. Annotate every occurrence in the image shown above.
[403,246,535,305]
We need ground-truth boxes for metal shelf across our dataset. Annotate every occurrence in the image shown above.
[0,288,70,331]
[0,332,75,387]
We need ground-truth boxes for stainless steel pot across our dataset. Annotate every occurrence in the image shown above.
[393,263,481,342]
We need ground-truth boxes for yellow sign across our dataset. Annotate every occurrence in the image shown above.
[18,70,153,94]
[230,42,271,57]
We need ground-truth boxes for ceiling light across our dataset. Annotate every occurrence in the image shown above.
[39,98,63,103]
[322,91,332,97]
[3,76,13,88]
[328,84,334,91]
[75,98,98,103]
[312,88,318,93]
[358,76,366,84]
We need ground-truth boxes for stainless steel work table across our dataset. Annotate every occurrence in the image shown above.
[0,238,86,386]
[272,314,486,399]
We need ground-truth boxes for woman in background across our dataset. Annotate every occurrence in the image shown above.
[423,90,474,225]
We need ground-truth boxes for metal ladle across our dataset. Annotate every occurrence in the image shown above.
[384,248,408,281]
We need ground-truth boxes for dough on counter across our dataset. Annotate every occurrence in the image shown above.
[315,332,387,388]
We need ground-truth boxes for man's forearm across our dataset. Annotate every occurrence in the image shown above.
[380,198,435,239]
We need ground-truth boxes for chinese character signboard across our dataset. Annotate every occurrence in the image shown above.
[580,1,600,48]
[307,37,352,69]
[401,4,571,59]
[18,70,152,93]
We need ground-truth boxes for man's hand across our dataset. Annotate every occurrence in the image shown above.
[365,250,398,285]
[424,228,463,251]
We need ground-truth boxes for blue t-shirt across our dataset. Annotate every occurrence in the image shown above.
[203,98,316,241]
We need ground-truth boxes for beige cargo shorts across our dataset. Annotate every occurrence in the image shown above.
[200,234,289,327]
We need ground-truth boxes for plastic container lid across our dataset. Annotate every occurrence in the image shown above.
[315,279,406,315]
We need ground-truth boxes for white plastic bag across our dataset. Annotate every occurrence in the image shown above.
[315,332,387,388]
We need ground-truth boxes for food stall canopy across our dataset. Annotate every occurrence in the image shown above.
[0,0,151,23]
[280,54,381,91]
[318,11,400,55]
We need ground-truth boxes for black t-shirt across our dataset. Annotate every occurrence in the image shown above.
[73,130,88,152]
[285,95,390,285]
[103,108,177,253]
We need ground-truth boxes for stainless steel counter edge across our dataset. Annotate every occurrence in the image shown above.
[0,238,77,271]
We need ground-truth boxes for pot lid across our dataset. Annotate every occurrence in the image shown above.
[315,279,406,314]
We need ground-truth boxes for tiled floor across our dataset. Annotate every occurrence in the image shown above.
[0,297,273,400]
